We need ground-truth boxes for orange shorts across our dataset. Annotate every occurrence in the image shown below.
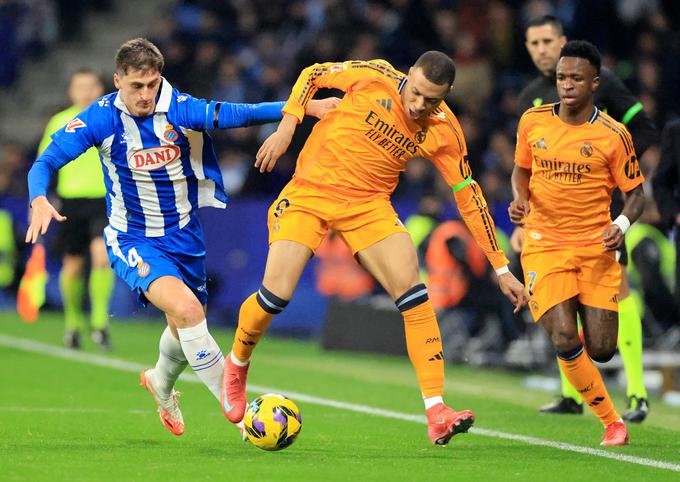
[267,179,408,253]
[520,240,621,322]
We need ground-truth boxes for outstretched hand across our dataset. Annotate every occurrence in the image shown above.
[305,97,341,119]
[497,271,529,314]
[25,196,66,244]
[255,129,293,173]
[256,114,298,173]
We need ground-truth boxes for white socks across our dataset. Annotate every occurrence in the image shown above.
[153,326,188,397]
[230,351,249,366]
[424,395,443,410]
[177,319,224,401]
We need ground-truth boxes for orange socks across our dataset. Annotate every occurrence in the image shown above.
[231,287,288,362]
[557,347,619,426]
[398,285,445,398]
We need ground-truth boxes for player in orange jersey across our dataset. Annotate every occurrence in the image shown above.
[220,51,528,445]
[510,41,645,447]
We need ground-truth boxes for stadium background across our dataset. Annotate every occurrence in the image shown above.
[0,1,679,356]
[2,2,680,480]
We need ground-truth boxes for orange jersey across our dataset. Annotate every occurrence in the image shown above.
[515,103,644,246]
[282,59,508,269]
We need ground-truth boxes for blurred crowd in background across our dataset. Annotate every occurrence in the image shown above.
[1,0,679,359]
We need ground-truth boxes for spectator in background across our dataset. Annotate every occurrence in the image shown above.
[36,68,114,351]
[218,148,250,195]
[315,231,375,302]
[0,142,30,198]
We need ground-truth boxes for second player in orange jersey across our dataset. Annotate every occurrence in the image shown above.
[222,51,528,445]
[510,41,645,447]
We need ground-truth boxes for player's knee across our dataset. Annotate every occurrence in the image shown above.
[556,344,584,361]
[255,285,289,315]
[590,351,616,363]
[173,300,205,327]
[62,256,85,277]
[395,283,429,312]
[586,340,617,363]
[551,328,581,355]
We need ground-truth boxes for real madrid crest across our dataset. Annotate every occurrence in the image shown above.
[580,141,593,158]
[415,127,428,144]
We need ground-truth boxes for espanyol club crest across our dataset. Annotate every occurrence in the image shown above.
[137,262,151,278]
[164,124,179,142]
[65,118,86,133]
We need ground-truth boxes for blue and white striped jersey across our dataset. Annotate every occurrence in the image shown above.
[29,78,283,237]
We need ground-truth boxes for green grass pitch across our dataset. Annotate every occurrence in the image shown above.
[0,311,679,481]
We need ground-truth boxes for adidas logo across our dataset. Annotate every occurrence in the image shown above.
[609,294,618,304]
[376,98,393,111]
[533,138,548,149]
[429,351,444,361]
[589,396,606,407]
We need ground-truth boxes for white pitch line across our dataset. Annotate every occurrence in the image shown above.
[0,406,148,415]
[1,333,679,473]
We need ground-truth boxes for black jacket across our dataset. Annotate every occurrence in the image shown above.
[652,119,680,230]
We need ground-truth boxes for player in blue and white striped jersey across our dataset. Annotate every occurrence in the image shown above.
[26,38,338,436]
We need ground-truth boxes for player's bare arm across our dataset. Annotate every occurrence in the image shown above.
[603,184,645,250]
[25,195,67,244]
[509,165,531,225]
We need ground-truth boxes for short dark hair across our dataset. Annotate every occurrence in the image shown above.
[70,67,104,86]
[414,51,456,87]
[115,38,164,75]
[526,15,563,36]
[560,40,601,74]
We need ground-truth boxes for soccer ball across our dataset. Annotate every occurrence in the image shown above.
[243,393,302,451]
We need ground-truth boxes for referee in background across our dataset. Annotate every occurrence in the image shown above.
[513,15,657,423]
[37,68,114,350]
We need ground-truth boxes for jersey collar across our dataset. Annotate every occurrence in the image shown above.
[154,77,173,113]
[113,77,173,116]
[552,103,600,123]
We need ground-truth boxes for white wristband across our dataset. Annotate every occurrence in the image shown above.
[612,215,631,235]
[495,265,510,276]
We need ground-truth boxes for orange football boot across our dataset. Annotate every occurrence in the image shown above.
[426,403,475,445]
[140,369,184,436]
[600,420,629,446]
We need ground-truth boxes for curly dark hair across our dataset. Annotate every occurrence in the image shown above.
[560,40,601,74]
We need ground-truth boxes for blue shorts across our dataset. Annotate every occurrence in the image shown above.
[103,216,208,306]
